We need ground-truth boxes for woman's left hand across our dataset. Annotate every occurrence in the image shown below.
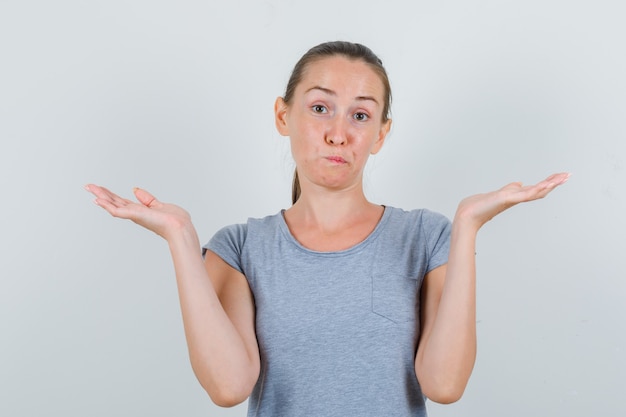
[455,172,570,231]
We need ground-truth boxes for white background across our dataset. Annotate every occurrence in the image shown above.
[1,1,624,416]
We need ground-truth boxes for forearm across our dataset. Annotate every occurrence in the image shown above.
[416,219,478,403]
[167,225,258,405]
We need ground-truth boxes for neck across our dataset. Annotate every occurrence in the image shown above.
[286,182,379,232]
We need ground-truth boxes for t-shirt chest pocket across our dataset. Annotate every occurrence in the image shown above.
[371,272,419,323]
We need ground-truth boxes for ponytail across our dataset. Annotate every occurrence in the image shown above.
[292,169,301,204]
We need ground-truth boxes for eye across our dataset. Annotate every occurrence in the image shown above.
[353,112,369,122]
[312,105,327,114]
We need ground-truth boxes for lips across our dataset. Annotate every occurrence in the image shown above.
[326,155,347,164]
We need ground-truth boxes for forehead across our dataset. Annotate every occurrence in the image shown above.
[297,56,385,100]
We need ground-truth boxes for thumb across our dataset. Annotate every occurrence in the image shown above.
[133,187,158,207]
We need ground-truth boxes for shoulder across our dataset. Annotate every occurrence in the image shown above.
[384,206,450,230]
[203,211,284,274]
[206,211,284,250]
[211,222,248,245]
[384,206,451,255]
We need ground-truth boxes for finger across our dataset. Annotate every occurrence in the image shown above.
[500,181,524,192]
[102,186,136,207]
[86,184,129,205]
[534,172,569,188]
[93,193,152,220]
[85,183,108,198]
[545,172,571,187]
[510,173,570,203]
[531,173,571,195]
[86,184,139,218]
[133,187,159,208]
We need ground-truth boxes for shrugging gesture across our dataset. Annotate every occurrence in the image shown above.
[85,41,571,415]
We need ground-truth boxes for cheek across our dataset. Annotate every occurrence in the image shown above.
[300,117,323,134]
[289,135,313,162]
[291,119,323,147]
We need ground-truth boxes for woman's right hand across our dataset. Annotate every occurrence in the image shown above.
[85,184,192,241]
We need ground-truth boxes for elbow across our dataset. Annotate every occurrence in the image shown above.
[415,352,475,405]
[424,386,465,405]
[203,374,257,408]
[207,386,250,408]
[193,356,260,408]
[421,380,467,405]
[418,367,470,405]
[200,369,258,408]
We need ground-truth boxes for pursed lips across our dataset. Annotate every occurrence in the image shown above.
[325,155,347,164]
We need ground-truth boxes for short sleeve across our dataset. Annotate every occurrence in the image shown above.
[420,209,452,273]
[202,223,247,274]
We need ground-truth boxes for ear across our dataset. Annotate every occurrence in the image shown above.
[274,97,290,136]
[370,118,392,155]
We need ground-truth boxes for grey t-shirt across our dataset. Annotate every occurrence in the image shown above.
[204,206,451,417]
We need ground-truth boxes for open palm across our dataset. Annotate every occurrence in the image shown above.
[85,184,192,241]
[456,172,570,230]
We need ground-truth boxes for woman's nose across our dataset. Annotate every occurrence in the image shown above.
[325,117,348,145]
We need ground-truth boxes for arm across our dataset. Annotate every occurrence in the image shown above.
[170,234,260,407]
[414,172,570,403]
[85,185,260,406]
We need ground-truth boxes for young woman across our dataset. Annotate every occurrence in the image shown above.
[86,41,569,416]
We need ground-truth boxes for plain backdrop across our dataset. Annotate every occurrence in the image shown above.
[1,1,624,416]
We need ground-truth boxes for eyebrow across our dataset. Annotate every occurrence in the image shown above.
[305,86,379,105]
